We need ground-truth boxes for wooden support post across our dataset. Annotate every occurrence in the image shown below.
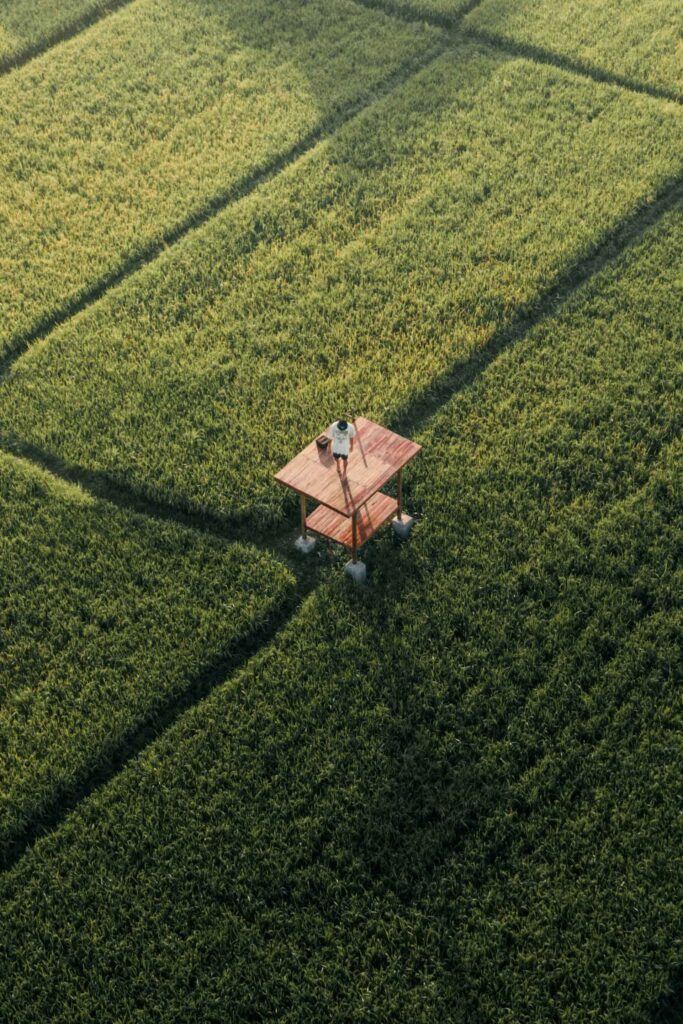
[397,468,403,520]
[300,493,307,538]
[351,511,358,563]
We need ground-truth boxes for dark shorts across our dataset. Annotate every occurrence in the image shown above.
[333,452,348,461]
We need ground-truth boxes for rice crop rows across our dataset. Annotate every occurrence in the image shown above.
[2,43,681,528]
[2,0,681,1017]
[371,0,683,100]
[0,0,438,358]
[354,0,472,26]
[1,190,679,1024]
[0,450,294,863]
[465,0,683,100]
[0,0,124,68]
[438,465,681,1022]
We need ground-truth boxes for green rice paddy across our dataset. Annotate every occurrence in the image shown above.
[0,0,124,68]
[1,45,680,524]
[0,0,680,1019]
[466,0,683,99]
[0,450,293,862]
[0,0,437,357]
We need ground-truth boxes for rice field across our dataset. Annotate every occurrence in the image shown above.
[1,44,680,523]
[0,0,681,1020]
[371,0,683,100]
[0,0,124,68]
[0,449,294,863]
[465,0,683,99]
[0,0,437,358]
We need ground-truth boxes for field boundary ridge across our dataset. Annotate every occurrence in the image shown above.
[349,0,683,106]
[0,39,447,380]
[0,0,136,77]
[0,430,294,557]
[0,177,679,876]
[390,174,683,446]
[1,69,681,886]
[8,138,679,556]
[0,573,318,873]
[463,26,683,107]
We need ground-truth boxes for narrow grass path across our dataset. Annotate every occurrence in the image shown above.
[1,202,679,1021]
[4,43,680,524]
[1,0,681,1016]
[0,538,321,872]
[1,2,442,359]
[2,170,680,542]
[391,172,683,442]
[2,0,677,377]
[1,1,681,985]
[465,0,683,102]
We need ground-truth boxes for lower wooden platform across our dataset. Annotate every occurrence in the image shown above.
[306,492,398,550]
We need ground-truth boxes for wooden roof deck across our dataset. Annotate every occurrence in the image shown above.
[274,417,422,516]
[306,492,398,549]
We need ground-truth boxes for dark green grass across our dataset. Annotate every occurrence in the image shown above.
[465,0,683,101]
[0,0,438,358]
[2,43,681,526]
[0,450,294,861]
[1,199,680,1024]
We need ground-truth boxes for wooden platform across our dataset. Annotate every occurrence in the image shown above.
[274,417,422,516]
[306,492,398,549]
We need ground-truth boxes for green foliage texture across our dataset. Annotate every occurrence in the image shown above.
[372,0,683,99]
[0,0,438,357]
[0,0,119,65]
[0,451,294,859]
[466,0,683,99]
[0,193,680,1024]
[1,44,681,525]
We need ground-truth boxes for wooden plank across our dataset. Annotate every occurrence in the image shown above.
[306,492,398,548]
[275,418,422,513]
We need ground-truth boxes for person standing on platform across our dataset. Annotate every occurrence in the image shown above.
[328,418,355,477]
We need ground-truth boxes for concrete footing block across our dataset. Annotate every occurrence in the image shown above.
[295,534,316,554]
[344,559,367,583]
[391,515,415,539]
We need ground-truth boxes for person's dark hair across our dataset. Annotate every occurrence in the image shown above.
[337,419,348,431]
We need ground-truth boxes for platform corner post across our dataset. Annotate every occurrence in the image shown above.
[352,510,358,563]
[300,493,307,539]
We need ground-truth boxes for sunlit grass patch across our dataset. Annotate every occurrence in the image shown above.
[466,0,683,99]
[0,0,122,66]
[2,44,681,525]
[0,0,439,357]
[372,0,682,99]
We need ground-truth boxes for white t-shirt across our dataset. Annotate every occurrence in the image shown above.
[329,421,356,456]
